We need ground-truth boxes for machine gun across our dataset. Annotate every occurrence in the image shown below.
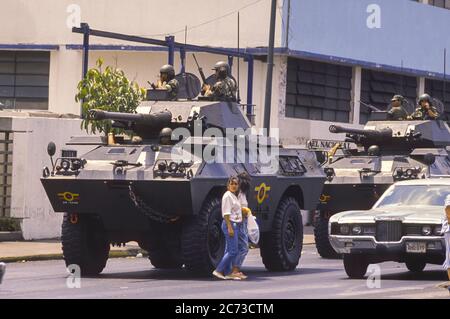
[89,109,173,139]
[192,54,207,86]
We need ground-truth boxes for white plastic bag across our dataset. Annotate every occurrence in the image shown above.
[247,215,260,244]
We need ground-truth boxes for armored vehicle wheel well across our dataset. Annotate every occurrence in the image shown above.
[282,186,304,209]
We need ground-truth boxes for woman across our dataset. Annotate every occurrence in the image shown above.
[444,195,450,293]
[212,176,245,280]
[235,172,252,279]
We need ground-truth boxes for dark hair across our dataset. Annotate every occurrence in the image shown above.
[237,171,251,194]
[227,176,239,187]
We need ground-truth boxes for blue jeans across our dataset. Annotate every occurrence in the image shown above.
[235,219,249,268]
[215,221,239,275]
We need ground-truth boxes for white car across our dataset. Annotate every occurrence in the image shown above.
[329,178,448,278]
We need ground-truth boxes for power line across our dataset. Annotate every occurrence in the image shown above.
[138,0,267,38]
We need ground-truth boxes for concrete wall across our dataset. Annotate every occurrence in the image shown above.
[7,115,93,240]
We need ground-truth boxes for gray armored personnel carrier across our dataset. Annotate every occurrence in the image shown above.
[40,99,325,275]
[314,111,450,258]
[40,23,327,276]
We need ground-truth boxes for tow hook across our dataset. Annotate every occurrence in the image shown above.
[70,213,79,224]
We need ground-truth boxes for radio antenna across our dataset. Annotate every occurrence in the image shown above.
[443,48,447,109]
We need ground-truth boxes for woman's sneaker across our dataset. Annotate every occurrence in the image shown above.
[212,270,226,280]
[237,272,248,280]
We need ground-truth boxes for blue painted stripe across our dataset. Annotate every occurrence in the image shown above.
[64,44,448,81]
[284,49,448,80]
[0,44,59,50]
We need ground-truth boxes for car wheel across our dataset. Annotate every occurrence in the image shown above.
[260,197,303,271]
[405,259,426,273]
[61,213,110,276]
[181,197,225,274]
[343,254,369,279]
[313,212,341,259]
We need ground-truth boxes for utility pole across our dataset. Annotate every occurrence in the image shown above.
[263,0,277,136]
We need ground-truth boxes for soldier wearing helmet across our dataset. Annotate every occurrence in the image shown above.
[387,94,409,121]
[151,64,179,100]
[410,93,440,120]
[202,61,237,101]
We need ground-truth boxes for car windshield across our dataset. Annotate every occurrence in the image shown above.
[374,185,450,208]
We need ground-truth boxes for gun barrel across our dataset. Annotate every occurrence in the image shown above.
[329,125,392,140]
[89,109,172,127]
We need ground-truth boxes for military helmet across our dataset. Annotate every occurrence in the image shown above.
[212,61,230,79]
[418,93,432,105]
[160,64,175,80]
[159,127,173,145]
[367,145,380,156]
[391,94,404,102]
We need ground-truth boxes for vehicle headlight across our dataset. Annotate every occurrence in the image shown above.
[434,226,442,235]
[422,226,432,236]
[61,159,71,171]
[340,224,350,235]
[352,225,362,235]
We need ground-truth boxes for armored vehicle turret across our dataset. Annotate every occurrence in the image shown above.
[313,113,450,258]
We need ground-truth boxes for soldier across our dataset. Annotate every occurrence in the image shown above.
[410,93,440,120]
[202,61,237,101]
[387,95,409,121]
[151,64,179,100]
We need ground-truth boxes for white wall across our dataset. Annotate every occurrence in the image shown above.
[7,115,93,240]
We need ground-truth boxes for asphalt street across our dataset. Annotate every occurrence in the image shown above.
[0,245,449,299]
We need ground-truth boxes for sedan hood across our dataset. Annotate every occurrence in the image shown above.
[331,205,444,224]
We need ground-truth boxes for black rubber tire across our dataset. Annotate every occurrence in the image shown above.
[260,197,303,271]
[142,222,183,269]
[181,197,225,274]
[313,214,341,259]
[343,254,369,279]
[61,213,110,276]
[405,259,426,273]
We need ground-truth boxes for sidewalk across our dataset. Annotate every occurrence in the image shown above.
[0,233,315,263]
[0,240,143,263]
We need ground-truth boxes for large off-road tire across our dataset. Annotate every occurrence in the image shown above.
[313,213,341,259]
[181,197,225,274]
[141,222,183,269]
[405,259,426,273]
[260,197,303,271]
[343,254,369,279]
[61,213,110,276]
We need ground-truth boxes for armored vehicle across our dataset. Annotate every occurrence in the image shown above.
[41,99,325,275]
[40,24,326,276]
[314,111,450,258]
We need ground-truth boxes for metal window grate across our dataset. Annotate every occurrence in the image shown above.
[376,221,402,242]
[285,58,352,123]
[0,132,13,217]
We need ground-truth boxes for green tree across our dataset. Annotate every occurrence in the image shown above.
[75,58,146,135]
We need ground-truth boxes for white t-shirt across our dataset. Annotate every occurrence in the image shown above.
[238,192,248,209]
[222,191,243,223]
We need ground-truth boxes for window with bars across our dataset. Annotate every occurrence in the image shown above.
[0,51,50,110]
[425,78,450,119]
[429,0,450,9]
[360,69,417,124]
[0,132,12,217]
[285,58,352,123]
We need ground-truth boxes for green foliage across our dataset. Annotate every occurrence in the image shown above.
[0,218,20,231]
[75,58,147,135]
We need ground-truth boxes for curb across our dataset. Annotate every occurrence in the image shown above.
[1,249,147,263]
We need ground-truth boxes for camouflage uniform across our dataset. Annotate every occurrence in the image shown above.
[387,106,409,121]
[209,77,237,101]
[411,106,439,120]
[163,78,179,101]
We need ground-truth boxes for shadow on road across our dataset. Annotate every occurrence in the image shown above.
[95,265,340,282]
[379,270,448,281]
